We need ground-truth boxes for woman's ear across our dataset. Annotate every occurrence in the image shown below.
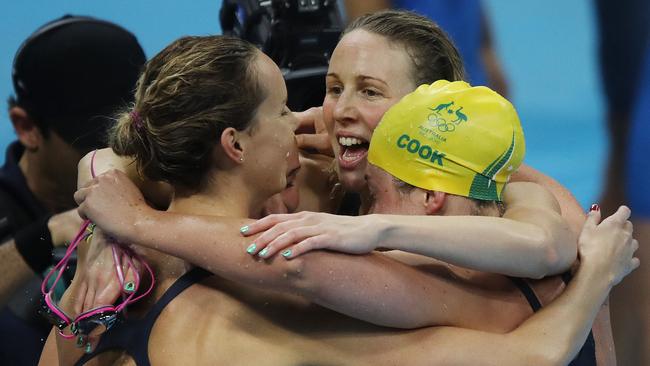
[424,190,446,215]
[220,127,245,164]
[10,106,43,151]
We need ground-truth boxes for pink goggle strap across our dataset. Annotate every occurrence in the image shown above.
[41,150,156,337]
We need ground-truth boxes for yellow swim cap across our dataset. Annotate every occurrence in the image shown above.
[368,80,525,201]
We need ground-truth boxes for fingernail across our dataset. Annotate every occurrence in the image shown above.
[246,243,257,254]
[85,343,92,354]
[76,336,84,348]
[259,248,269,257]
[590,204,600,212]
[281,249,292,258]
[124,281,135,293]
[240,225,249,234]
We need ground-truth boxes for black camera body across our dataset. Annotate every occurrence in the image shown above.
[220,0,343,111]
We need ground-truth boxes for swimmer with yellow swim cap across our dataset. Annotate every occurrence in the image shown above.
[368,79,525,201]
[239,80,630,365]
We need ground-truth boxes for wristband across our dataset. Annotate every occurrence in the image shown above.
[14,215,54,273]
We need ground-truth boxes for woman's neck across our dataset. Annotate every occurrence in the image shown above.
[142,174,260,286]
[169,173,259,218]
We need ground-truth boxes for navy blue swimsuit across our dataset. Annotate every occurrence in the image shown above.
[75,268,211,366]
[76,267,596,365]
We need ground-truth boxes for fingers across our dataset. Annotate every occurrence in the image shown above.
[624,220,633,235]
[76,202,90,221]
[296,133,333,156]
[253,225,324,258]
[251,214,314,248]
[583,206,602,230]
[603,205,631,225]
[83,285,96,314]
[71,281,88,315]
[294,107,322,132]
[282,235,329,259]
[241,212,306,237]
[74,186,90,206]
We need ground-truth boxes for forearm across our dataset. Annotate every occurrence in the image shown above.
[377,213,570,278]
[291,250,528,331]
[125,213,528,331]
[502,264,611,364]
[410,264,612,366]
[125,209,305,292]
[52,280,90,366]
[0,240,34,305]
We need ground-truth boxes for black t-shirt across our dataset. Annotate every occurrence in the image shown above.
[0,141,49,241]
[0,141,53,366]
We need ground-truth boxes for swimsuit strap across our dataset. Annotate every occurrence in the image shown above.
[140,267,212,326]
[509,274,597,366]
[508,277,542,312]
[75,267,212,366]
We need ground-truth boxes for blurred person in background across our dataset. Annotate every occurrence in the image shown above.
[343,0,508,97]
[0,15,145,365]
[595,0,650,363]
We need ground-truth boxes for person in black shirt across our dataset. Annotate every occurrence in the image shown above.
[0,15,145,365]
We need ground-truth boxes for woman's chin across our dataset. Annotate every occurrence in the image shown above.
[339,168,367,193]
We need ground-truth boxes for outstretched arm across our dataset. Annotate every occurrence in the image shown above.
[74,165,537,331]
[242,181,576,278]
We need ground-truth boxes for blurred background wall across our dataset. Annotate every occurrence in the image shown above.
[0,0,605,208]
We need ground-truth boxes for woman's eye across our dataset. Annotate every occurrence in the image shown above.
[362,88,381,98]
[327,85,343,96]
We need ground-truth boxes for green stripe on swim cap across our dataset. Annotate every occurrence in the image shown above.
[468,133,516,200]
[485,133,516,179]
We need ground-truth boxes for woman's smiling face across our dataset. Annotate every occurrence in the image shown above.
[323,29,416,192]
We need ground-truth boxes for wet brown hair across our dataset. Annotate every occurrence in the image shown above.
[344,9,465,86]
[110,35,264,190]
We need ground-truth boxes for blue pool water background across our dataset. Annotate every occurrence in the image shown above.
[0,0,607,209]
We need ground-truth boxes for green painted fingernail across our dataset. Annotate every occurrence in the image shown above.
[85,343,92,354]
[259,248,269,257]
[124,281,135,293]
[281,249,292,258]
[246,243,256,254]
[76,336,84,348]
[240,225,249,234]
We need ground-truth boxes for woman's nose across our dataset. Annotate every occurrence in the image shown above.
[332,91,358,125]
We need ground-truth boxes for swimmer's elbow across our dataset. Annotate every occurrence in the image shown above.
[520,217,576,279]
[280,255,311,294]
[537,225,577,278]
[281,253,325,299]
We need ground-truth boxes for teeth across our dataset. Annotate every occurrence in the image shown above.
[338,136,365,147]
